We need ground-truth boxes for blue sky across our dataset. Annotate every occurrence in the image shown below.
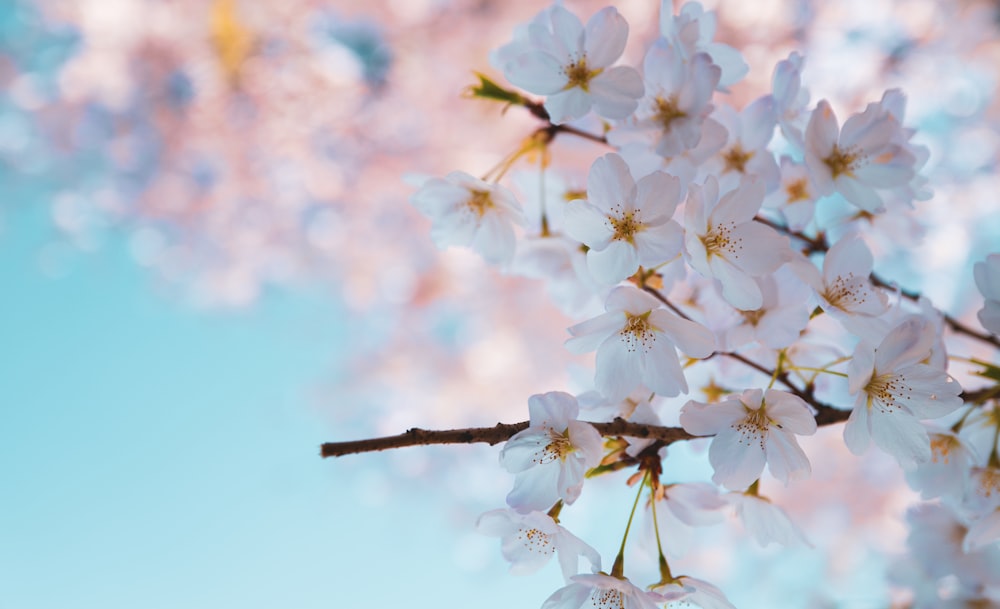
[0,204,570,608]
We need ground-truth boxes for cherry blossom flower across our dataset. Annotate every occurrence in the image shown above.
[845,317,965,468]
[763,156,817,231]
[653,576,736,609]
[713,268,811,351]
[564,153,684,284]
[706,99,780,193]
[608,41,720,158]
[410,171,524,265]
[804,234,889,324]
[771,52,810,149]
[804,97,917,214]
[683,176,790,310]
[503,5,643,124]
[476,508,601,580]
[566,287,715,401]
[904,428,976,500]
[727,492,811,547]
[680,388,817,490]
[974,253,1000,335]
[659,1,748,90]
[500,391,603,513]
[649,482,727,559]
[542,573,662,609]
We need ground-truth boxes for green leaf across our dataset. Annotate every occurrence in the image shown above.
[972,358,1000,383]
[466,72,524,106]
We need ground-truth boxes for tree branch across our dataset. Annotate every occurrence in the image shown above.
[321,418,696,458]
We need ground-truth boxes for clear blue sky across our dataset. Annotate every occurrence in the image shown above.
[0,204,568,609]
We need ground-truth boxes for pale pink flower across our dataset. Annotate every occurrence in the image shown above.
[566,287,715,401]
[410,171,524,265]
[653,576,736,609]
[683,176,790,310]
[974,253,1000,335]
[542,573,662,609]
[680,388,817,490]
[503,5,643,124]
[763,156,817,231]
[660,1,748,89]
[771,52,810,149]
[715,268,811,351]
[500,392,604,513]
[608,41,720,158]
[565,153,683,284]
[845,317,964,468]
[476,508,602,580]
[649,483,727,559]
[727,492,811,547]
[806,234,889,322]
[904,428,975,500]
[706,99,780,193]
[804,98,917,214]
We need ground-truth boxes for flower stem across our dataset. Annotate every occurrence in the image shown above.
[649,484,675,584]
[611,469,648,579]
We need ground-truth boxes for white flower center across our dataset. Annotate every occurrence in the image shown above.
[823,144,862,178]
[535,428,573,464]
[515,527,555,556]
[620,311,656,353]
[722,144,754,174]
[823,273,869,311]
[589,588,625,609]
[607,204,643,244]
[562,55,601,91]
[733,406,770,448]
[654,95,687,132]
[466,189,494,218]
[864,373,911,413]
[701,220,741,259]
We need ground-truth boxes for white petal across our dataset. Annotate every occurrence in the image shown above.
[584,7,628,68]
[595,334,642,401]
[587,240,639,284]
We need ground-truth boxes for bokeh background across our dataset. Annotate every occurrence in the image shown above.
[3,0,1000,607]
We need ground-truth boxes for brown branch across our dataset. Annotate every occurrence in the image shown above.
[754,215,828,255]
[869,273,1000,349]
[321,418,695,458]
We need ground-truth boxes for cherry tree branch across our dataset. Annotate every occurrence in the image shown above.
[754,214,1000,350]
[321,418,695,458]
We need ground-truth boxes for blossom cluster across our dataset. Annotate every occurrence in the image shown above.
[411,1,1000,607]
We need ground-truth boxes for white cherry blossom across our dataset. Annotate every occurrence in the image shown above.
[683,176,789,310]
[503,5,643,124]
[804,97,917,214]
[566,287,715,401]
[476,508,601,580]
[680,388,817,490]
[771,52,810,149]
[727,492,811,547]
[706,99,780,193]
[660,1,748,89]
[904,428,976,500]
[649,482,727,559]
[653,576,736,609]
[500,392,604,513]
[845,317,965,468]
[763,156,817,231]
[974,253,1000,335]
[805,234,889,325]
[608,41,720,158]
[410,171,524,265]
[565,153,683,284]
[542,573,662,609]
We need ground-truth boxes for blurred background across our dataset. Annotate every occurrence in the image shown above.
[3,0,1000,607]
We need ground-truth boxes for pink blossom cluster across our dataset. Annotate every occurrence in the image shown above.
[410,1,1000,607]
